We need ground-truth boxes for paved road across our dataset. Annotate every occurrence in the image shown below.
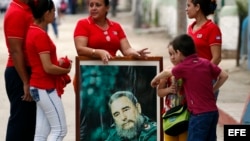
[0,12,250,141]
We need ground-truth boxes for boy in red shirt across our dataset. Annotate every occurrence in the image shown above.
[151,34,228,141]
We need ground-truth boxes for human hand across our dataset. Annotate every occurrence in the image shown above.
[151,71,171,87]
[137,48,150,57]
[130,48,150,58]
[59,56,72,68]
[96,49,113,64]
[166,85,176,94]
[151,77,160,88]
[22,83,33,102]
[59,56,72,73]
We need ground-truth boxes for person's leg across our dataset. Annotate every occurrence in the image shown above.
[111,0,117,17]
[34,88,67,141]
[207,111,219,141]
[164,133,178,141]
[188,111,218,141]
[179,131,188,141]
[51,18,58,38]
[47,90,67,141]
[34,104,51,141]
[5,67,36,141]
[30,87,50,141]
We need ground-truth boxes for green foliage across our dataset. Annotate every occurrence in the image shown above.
[235,0,248,18]
[154,8,159,27]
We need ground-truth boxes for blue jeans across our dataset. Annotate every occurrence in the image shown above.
[4,67,36,141]
[30,87,67,141]
[188,111,218,141]
[47,18,58,38]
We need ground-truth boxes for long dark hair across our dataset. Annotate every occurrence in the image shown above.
[28,0,55,19]
[191,0,217,16]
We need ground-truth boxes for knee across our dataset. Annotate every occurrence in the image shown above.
[51,125,67,138]
[60,126,67,137]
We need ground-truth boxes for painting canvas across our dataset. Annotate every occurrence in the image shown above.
[75,56,163,141]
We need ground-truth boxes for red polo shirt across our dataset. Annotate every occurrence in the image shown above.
[172,54,221,115]
[74,16,126,56]
[4,0,33,67]
[25,25,58,89]
[187,20,222,61]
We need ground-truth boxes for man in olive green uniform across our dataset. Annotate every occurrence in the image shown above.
[106,91,157,141]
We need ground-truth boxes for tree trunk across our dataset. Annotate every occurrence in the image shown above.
[177,0,187,35]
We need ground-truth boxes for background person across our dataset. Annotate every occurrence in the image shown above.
[186,0,222,100]
[110,0,118,17]
[106,91,157,141]
[3,0,36,140]
[46,0,61,38]
[26,0,71,140]
[151,34,228,141]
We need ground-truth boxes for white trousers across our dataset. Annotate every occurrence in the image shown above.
[30,87,67,141]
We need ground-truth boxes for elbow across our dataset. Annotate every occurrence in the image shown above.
[217,57,222,65]
[43,68,51,74]
[212,57,221,65]
[76,48,83,56]
[220,70,229,81]
[43,65,54,74]
[225,73,229,80]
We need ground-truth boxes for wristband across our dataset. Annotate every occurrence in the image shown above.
[91,49,96,57]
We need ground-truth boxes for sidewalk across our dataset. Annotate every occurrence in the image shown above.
[0,12,250,141]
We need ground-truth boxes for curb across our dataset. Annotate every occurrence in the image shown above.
[218,108,239,125]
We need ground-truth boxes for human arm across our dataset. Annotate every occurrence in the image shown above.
[120,38,150,57]
[151,70,172,88]
[209,23,222,65]
[210,44,221,65]
[157,77,176,98]
[40,53,71,75]
[74,36,112,64]
[8,38,33,102]
[213,70,228,93]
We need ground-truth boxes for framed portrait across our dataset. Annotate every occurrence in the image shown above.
[75,56,163,141]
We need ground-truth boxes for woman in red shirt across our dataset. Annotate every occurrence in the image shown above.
[26,0,71,140]
[186,0,222,100]
[73,0,150,140]
[73,0,150,64]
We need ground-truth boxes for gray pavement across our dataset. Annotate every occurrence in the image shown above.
[0,12,250,141]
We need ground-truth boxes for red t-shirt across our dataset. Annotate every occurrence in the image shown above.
[25,25,58,89]
[172,54,221,115]
[74,16,126,56]
[3,0,33,67]
[187,20,222,61]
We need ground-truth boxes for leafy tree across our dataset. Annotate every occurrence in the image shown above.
[177,0,187,34]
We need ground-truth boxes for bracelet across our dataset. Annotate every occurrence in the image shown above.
[91,49,96,57]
